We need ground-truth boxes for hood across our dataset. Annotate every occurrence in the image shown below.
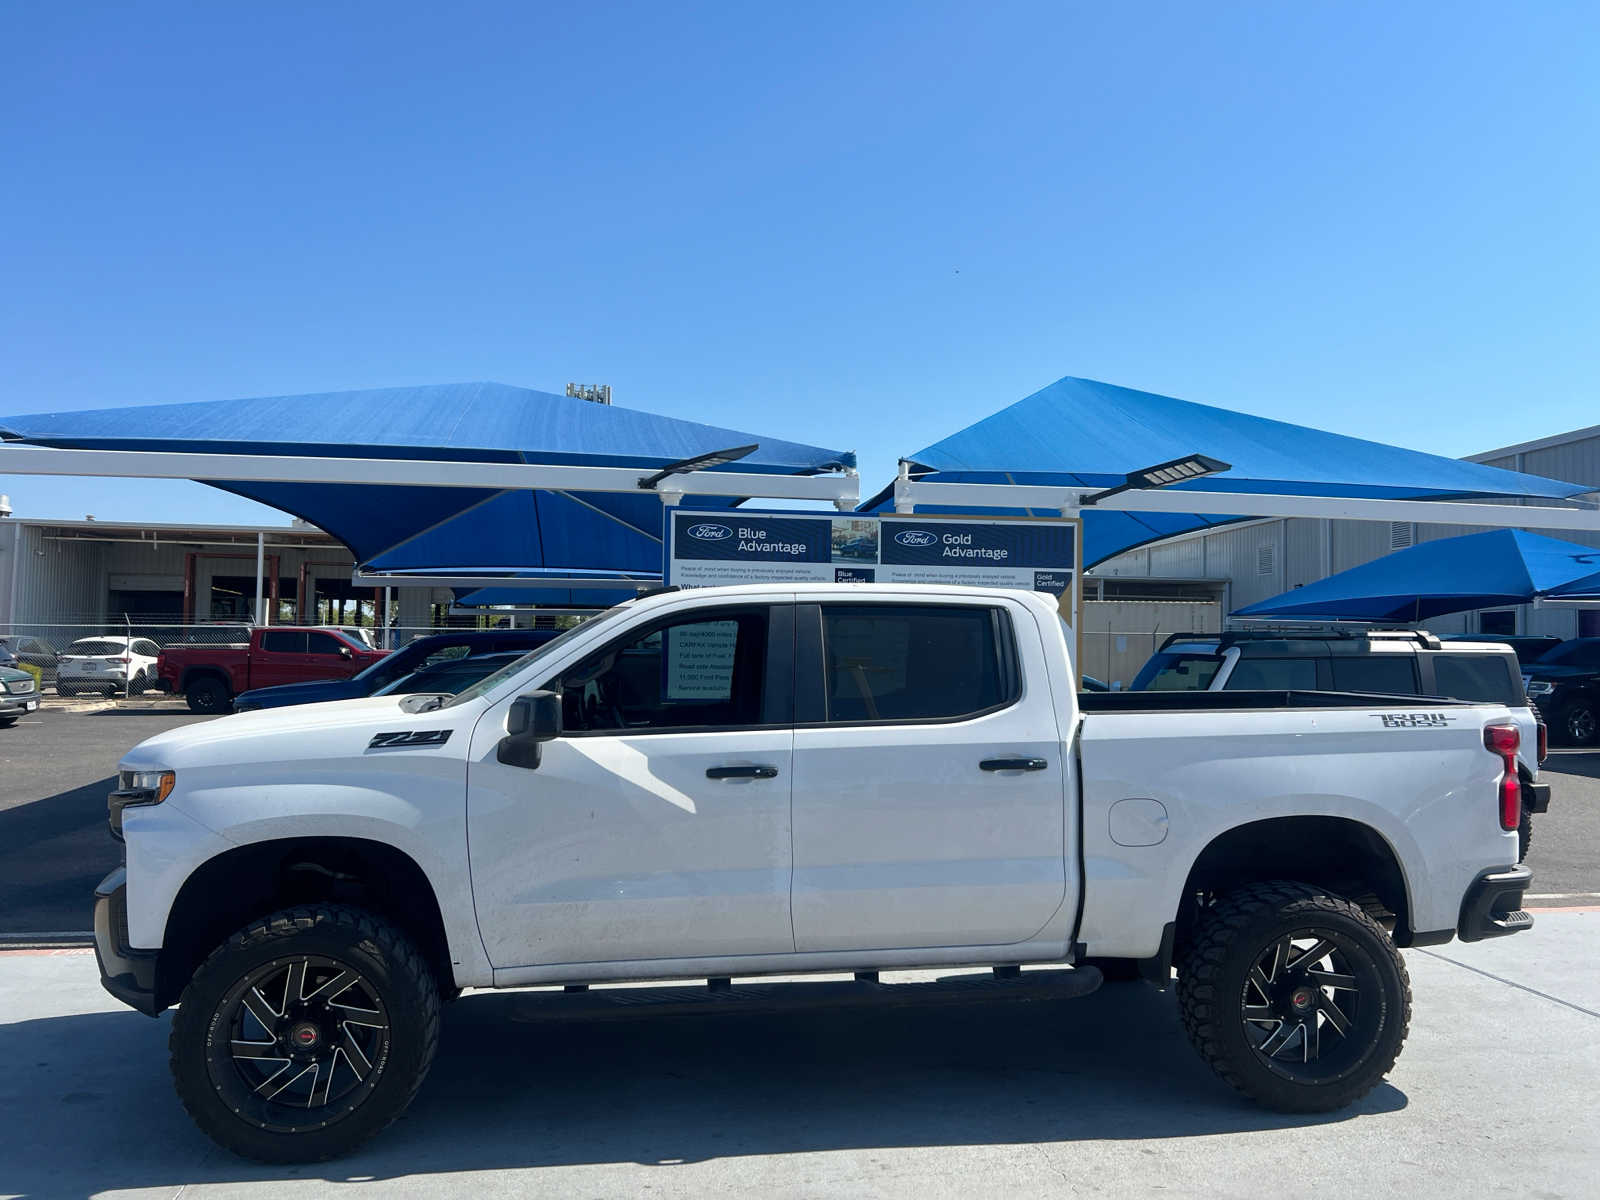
[1525,663,1593,683]
[120,695,423,767]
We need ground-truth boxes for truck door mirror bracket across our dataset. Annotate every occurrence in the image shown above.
[498,690,562,769]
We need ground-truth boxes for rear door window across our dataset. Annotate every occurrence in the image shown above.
[260,631,307,654]
[1330,656,1419,695]
[818,604,1013,723]
[1432,654,1522,706]
[1225,657,1319,690]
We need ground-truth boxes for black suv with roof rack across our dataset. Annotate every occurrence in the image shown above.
[1132,628,1549,859]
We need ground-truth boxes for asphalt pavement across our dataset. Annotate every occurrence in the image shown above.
[0,701,206,936]
[1,913,1595,1199]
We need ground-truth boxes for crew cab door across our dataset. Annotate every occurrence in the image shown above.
[466,602,796,969]
[251,630,311,689]
[788,598,1071,952]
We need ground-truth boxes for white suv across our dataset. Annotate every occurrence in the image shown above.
[57,635,161,696]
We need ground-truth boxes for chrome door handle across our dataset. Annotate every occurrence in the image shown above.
[706,764,780,780]
[980,757,1048,772]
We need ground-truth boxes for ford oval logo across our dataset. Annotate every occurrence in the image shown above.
[894,529,938,547]
[687,523,734,541]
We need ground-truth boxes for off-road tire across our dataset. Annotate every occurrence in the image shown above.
[169,904,441,1163]
[185,677,231,714]
[1176,881,1410,1113]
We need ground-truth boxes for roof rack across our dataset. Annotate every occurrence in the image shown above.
[1158,628,1443,652]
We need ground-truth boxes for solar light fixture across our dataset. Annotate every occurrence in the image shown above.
[1083,453,1232,505]
[638,444,760,490]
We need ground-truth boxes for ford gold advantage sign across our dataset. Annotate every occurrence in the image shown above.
[666,510,1077,596]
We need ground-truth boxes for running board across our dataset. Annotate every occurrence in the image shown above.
[507,966,1103,1023]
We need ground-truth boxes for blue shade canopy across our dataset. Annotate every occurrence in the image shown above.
[863,376,1590,567]
[1234,530,1600,622]
[0,382,853,580]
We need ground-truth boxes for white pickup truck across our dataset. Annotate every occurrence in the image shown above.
[95,583,1537,1162]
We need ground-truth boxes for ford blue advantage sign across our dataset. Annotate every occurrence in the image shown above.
[666,510,1077,596]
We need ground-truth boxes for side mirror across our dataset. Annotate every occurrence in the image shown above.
[339,645,353,660]
[497,690,562,769]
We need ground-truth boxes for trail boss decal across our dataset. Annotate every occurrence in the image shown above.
[367,729,453,750]
[1373,713,1455,728]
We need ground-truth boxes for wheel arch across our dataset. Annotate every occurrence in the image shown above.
[156,836,455,1010]
[179,666,231,694]
[1172,816,1414,957]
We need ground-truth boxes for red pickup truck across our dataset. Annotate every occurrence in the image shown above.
[158,627,388,714]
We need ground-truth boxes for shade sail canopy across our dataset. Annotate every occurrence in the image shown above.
[863,376,1591,567]
[0,382,854,581]
[1233,530,1600,622]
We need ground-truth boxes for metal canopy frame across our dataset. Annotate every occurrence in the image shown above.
[891,468,1600,535]
[0,444,861,509]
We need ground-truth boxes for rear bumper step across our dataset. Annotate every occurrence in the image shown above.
[1459,865,1535,943]
[508,966,1104,1023]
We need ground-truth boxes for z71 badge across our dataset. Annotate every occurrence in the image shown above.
[1373,713,1454,728]
[367,729,453,749]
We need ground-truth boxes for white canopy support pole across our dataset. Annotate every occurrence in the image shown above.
[0,445,860,508]
[895,480,1600,534]
[384,586,393,648]
[254,532,266,627]
[893,461,915,514]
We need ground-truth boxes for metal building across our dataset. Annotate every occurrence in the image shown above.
[1081,424,1600,686]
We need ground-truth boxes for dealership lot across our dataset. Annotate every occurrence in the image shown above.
[0,701,1596,1195]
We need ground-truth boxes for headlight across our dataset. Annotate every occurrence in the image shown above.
[108,769,175,840]
[1527,680,1555,697]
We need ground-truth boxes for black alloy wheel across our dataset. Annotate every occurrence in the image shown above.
[1239,932,1377,1082]
[1562,700,1598,746]
[218,956,391,1124]
[1178,881,1410,1112]
[170,905,440,1162]
[185,677,230,714]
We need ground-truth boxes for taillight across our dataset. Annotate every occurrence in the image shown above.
[1484,723,1520,831]
[1537,721,1548,764]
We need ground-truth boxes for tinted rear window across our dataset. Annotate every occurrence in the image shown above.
[1134,653,1221,691]
[1432,654,1521,706]
[1330,656,1419,696]
[820,604,1010,723]
[1225,657,1318,690]
[65,640,124,656]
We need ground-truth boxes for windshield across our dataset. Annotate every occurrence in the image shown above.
[441,606,634,709]
[1132,651,1222,691]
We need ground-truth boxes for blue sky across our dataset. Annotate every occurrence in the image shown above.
[3,2,1597,524]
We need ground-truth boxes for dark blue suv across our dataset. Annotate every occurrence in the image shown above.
[233,629,562,712]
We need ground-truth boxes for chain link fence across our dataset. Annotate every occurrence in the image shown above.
[0,615,584,699]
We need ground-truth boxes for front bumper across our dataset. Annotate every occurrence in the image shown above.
[93,868,161,1017]
[1458,865,1535,943]
[0,692,39,715]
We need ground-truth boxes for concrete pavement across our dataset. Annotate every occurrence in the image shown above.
[1,912,1594,1199]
